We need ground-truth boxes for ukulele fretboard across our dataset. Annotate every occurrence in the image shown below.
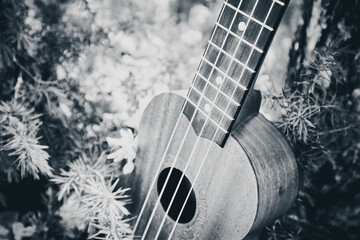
[183,0,289,147]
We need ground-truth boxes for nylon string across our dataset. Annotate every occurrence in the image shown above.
[139,3,233,238]
[168,1,277,239]
[152,0,249,238]
[136,0,278,238]
[133,2,229,238]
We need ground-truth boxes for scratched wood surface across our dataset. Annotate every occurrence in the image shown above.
[124,90,298,239]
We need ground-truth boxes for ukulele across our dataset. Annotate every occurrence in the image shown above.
[125,0,298,239]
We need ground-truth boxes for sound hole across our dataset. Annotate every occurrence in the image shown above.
[157,167,196,224]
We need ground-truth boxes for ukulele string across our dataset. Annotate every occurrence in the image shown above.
[133,90,195,235]
[157,0,259,237]
[139,97,206,239]
[133,3,229,236]
[140,0,279,236]
[167,1,277,238]
[139,2,236,238]
[152,0,249,238]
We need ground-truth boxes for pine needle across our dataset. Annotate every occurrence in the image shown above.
[0,101,52,179]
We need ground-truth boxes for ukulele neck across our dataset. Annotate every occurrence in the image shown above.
[182,0,289,147]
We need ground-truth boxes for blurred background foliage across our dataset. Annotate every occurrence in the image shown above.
[0,0,359,239]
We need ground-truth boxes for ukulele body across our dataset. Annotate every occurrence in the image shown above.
[126,90,298,240]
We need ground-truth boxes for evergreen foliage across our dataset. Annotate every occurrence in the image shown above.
[0,0,359,239]
[53,154,132,240]
[262,1,360,239]
[0,101,52,180]
[0,0,133,238]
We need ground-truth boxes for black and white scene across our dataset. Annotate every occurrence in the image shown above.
[0,0,359,239]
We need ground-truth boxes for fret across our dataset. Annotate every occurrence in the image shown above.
[193,75,207,93]
[238,0,257,14]
[204,43,220,65]
[199,97,233,130]
[216,8,274,52]
[217,51,232,72]
[226,61,255,89]
[183,100,229,146]
[266,1,287,29]
[202,57,249,90]
[201,75,241,116]
[208,40,256,73]
[211,26,228,49]
[235,40,262,70]
[253,1,274,23]
[202,81,219,102]
[208,104,234,130]
[218,75,248,103]
[215,20,264,54]
[188,86,202,105]
[184,98,229,134]
[213,90,242,116]
[226,2,274,92]
[218,4,237,29]
[183,0,289,147]
[187,83,235,131]
[206,66,248,103]
[189,86,235,122]
[253,1,279,50]
[230,10,273,50]
[237,66,256,89]
[192,73,243,121]
[223,33,240,56]
[208,35,262,71]
[196,73,241,106]
[198,58,213,79]
[260,1,276,36]
[227,1,277,121]
[272,0,285,6]
[224,2,274,32]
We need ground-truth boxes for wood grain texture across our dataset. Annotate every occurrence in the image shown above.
[183,0,290,146]
[124,90,298,239]
[233,109,299,231]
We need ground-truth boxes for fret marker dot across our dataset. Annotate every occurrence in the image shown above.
[204,104,211,112]
[238,22,246,31]
[216,76,223,85]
